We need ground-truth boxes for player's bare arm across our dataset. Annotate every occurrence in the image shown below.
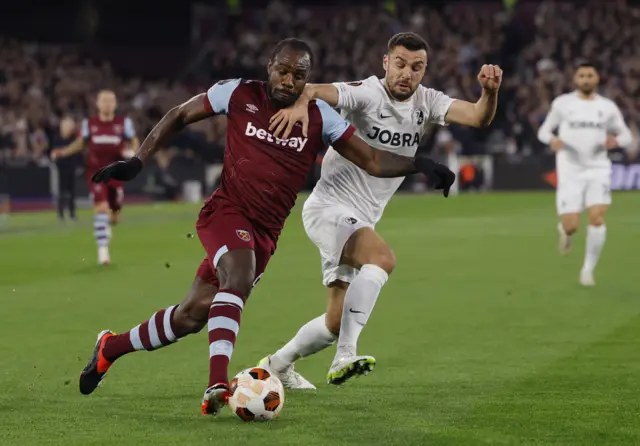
[444,65,502,128]
[332,134,417,178]
[136,93,211,164]
[52,136,85,159]
[269,84,339,138]
[333,134,455,196]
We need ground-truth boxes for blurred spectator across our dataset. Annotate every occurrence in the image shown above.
[1,0,639,166]
[51,116,82,221]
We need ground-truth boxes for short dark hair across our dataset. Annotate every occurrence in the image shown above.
[576,61,598,71]
[270,38,314,68]
[387,32,429,54]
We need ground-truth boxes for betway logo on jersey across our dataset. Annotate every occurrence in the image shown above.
[91,135,122,145]
[245,122,308,152]
[366,126,420,147]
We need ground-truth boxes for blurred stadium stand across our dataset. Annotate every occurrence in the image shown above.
[1,0,639,210]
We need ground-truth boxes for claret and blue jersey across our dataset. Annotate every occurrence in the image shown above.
[201,78,355,235]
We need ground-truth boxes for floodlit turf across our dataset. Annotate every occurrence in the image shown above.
[1,192,639,445]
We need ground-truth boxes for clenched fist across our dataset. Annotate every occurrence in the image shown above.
[478,64,503,92]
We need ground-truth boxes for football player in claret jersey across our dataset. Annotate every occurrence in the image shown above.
[52,90,139,265]
[262,32,502,388]
[537,62,633,286]
[79,38,455,416]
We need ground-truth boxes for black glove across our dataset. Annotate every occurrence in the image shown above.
[414,156,456,197]
[91,157,143,183]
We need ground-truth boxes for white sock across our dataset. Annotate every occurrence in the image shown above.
[94,213,110,247]
[582,225,606,273]
[273,314,337,368]
[335,264,388,357]
[558,222,571,238]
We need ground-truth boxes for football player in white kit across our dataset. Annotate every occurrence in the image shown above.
[537,62,633,286]
[259,32,502,388]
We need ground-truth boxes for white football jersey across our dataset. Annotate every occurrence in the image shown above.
[312,75,454,224]
[537,91,633,174]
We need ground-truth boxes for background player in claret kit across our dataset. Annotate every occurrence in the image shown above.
[52,90,139,265]
[537,62,633,286]
[260,32,502,388]
[77,38,455,417]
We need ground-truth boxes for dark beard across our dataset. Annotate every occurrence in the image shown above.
[266,84,295,109]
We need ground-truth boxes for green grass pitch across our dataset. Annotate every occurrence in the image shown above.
[1,192,639,445]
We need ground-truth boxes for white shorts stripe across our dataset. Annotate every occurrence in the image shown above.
[130,325,144,351]
[209,339,234,359]
[147,312,162,349]
[164,305,177,342]
[212,292,244,310]
[208,316,239,336]
[213,245,229,267]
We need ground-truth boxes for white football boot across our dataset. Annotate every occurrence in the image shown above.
[327,349,375,385]
[258,355,316,389]
[98,246,110,265]
[580,269,595,286]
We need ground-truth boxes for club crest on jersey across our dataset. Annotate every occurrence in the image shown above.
[113,124,122,134]
[345,216,358,225]
[236,229,251,242]
[413,109,425,125]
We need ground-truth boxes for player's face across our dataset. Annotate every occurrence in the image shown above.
[574,67,599,95]
[267,48,311,107]
[97,91,117,115]
[383,46,427,101]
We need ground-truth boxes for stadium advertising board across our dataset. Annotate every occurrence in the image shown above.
[493,154,640,191]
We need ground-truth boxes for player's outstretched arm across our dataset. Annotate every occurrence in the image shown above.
[270,81,372,139]
[136,94,211,163]
[444,65,502,128]
[333,134,456,197]
[92,93,213,183]
[270,84,340,139]
[52,136,85,159]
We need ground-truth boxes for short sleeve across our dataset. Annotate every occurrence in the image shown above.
[204,78,242,115]
[423,88,455,126]
[80,118,90,139]
[331,79,373,112]
[123,117,136,139]
[316,99,356,145]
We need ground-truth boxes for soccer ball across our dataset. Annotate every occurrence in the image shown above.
[228,367,285,421]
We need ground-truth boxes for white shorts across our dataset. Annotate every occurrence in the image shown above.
[302,195,373,286]
[556,168,611,215]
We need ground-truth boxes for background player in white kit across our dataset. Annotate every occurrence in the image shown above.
[537,62,633,286]
[259,32,502,388]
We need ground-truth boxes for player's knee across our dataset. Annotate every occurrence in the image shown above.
[564,225,578,236]
[216,250,257,296]
[367,248,396,275]
[561,220,579,236]
[217,266,255,297]
[589,215,605,227]
[94,202,109,214]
